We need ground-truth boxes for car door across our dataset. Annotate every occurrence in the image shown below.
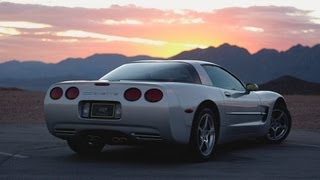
[202,65,263,136]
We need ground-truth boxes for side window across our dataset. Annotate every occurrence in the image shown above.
[203,65,245,91]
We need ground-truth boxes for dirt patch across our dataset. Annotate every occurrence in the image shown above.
[0,89,319,129]
[0,88,45,124]
[285,95,320,130]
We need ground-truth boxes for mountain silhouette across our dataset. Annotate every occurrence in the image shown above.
[171,43,320,84]
[0,54,160,90]
[260,76,320,95]
[0,43,320,91]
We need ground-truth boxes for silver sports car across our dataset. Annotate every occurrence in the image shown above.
[44,60,291,160]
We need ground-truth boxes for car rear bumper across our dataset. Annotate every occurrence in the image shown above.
[45,102,191,145]
[50,123,166,145]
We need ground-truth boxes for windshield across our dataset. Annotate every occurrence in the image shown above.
[100,62,201,84]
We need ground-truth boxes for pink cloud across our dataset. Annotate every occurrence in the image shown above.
[0,2,319,62]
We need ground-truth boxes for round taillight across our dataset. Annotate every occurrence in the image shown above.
[145,89,163,103]
[124,88,141,101]
[65,87,79,100]
[50,87,63,100]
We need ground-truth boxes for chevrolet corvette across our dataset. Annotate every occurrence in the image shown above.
[44,60,291,160]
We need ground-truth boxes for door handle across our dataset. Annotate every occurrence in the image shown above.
[224,91,231,97]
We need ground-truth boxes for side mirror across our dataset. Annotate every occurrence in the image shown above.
[246,83,259,92]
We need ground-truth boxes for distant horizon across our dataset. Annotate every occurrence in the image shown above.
[1,42,319,64]
[1,1,320,63]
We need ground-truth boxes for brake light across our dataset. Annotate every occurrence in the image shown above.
[145,89,163,103]
[65,87,79,100]
[50,87,63,100]
[124,88,141,101]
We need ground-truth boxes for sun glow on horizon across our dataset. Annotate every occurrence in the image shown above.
[54,30,210,58]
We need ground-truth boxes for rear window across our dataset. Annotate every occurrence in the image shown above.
[100,62,201,84]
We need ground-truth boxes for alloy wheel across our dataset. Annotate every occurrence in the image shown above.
[267,109,289,141]
[197,113,216,156]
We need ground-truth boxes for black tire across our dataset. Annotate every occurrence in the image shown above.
[189,107,218,161]
[67,137,104,155]
[265,106,291,144]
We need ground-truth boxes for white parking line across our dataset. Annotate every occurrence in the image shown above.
[0,151,29,158]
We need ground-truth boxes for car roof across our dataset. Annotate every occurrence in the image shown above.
[134,60,218,66]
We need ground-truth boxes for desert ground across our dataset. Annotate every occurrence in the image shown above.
[0,88,45,124]
[0,88,319,129]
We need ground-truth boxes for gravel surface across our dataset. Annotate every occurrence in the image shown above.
[0,88,45,124]
[286,95,320,130]
[0,88,319,129]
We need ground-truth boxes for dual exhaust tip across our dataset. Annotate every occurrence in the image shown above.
[112,137,128,143]
[87,135,128,144]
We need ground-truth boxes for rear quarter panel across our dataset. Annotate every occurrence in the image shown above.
[163,83,225,142]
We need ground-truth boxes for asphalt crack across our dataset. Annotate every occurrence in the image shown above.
[0,150,28,166]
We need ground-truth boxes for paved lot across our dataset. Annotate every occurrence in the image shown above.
[0,124,320,179]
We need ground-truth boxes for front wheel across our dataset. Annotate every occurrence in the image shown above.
[189,108,218,161]
[265,107,291,143]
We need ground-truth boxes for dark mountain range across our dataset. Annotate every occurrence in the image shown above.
[171,43,320,84]
[0,43,320,91]
[0,54,159,79]
[0,54,160,91]
[259,76,320,95]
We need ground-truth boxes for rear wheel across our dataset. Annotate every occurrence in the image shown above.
[265,107,291,143]
[190,108,218,161]
[67,136,104,155]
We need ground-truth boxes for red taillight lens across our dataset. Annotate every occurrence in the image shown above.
[145,89,163,103]
[124,88,141,101]
[50,87,63,100]
[65,87,79,100]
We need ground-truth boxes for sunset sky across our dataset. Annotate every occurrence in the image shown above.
[0,0,320,63]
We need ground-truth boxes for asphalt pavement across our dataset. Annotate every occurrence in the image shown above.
[0,124,320,179]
